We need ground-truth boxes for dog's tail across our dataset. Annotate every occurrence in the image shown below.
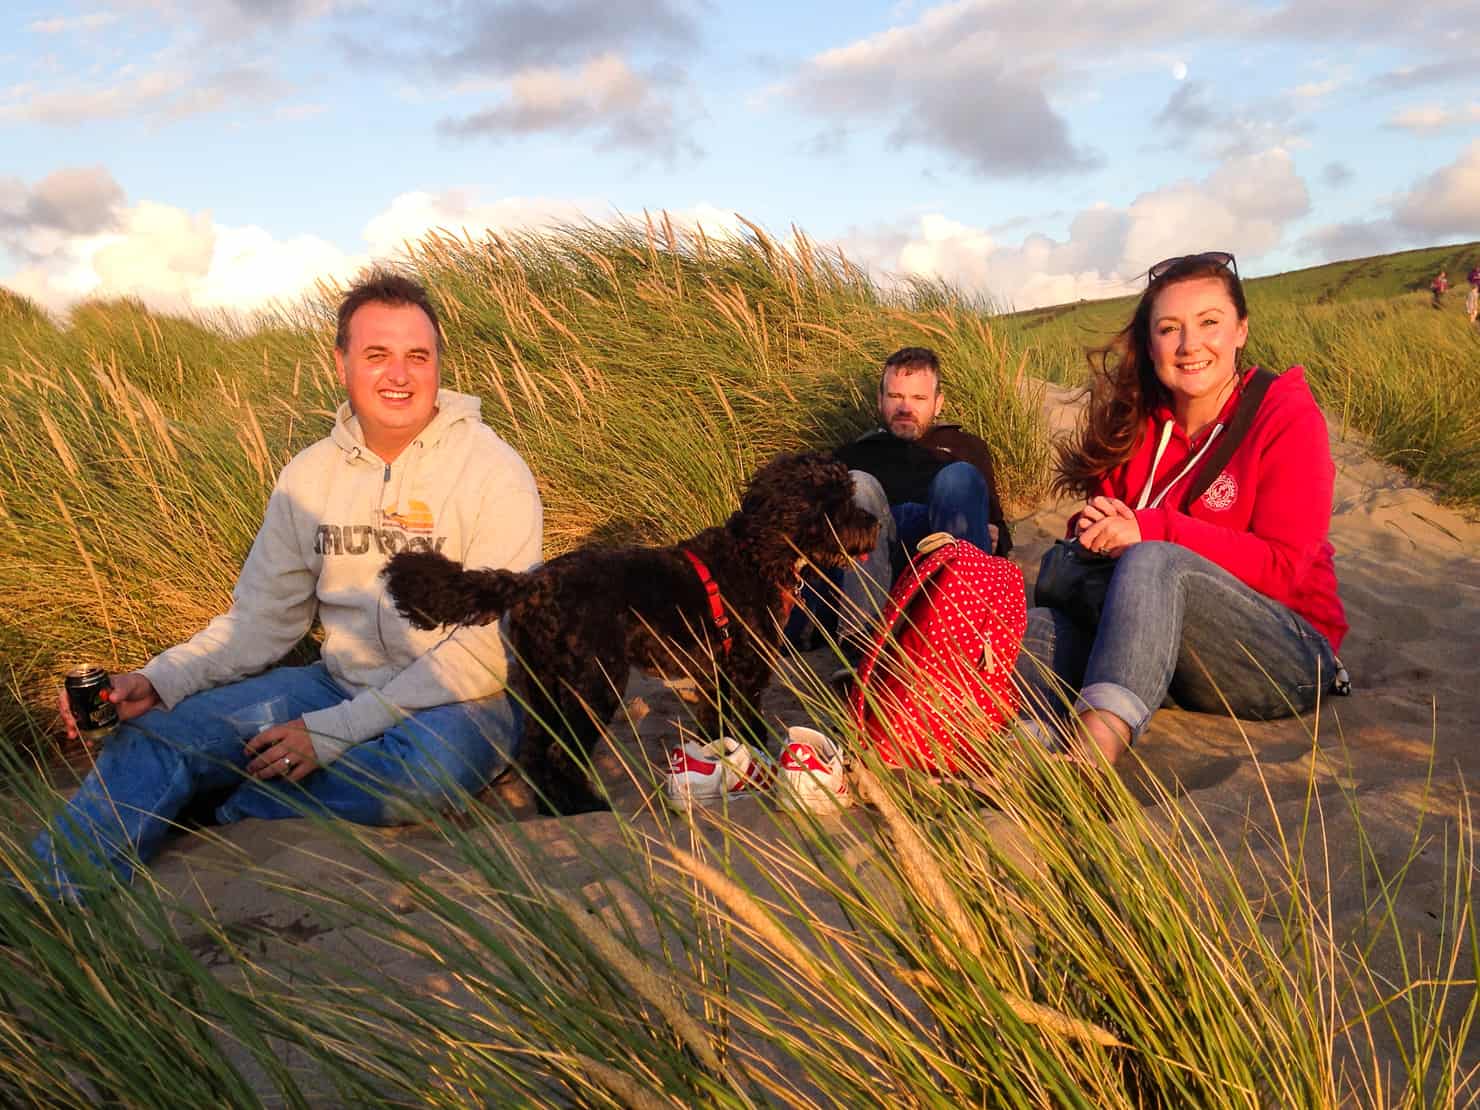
[383,549,531,630]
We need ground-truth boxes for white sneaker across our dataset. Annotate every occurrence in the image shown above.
[776,727,852,814]
[663,736,771,810]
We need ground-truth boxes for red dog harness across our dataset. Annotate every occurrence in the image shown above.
[682,549,732,657]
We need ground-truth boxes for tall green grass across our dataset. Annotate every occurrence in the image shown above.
[1,674,1473,1106]
[0,219,1048,746]
[0,224,1474,1105]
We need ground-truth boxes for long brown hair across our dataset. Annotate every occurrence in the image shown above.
[1053,256,1249,498]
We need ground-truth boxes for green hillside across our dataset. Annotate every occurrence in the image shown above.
[1004,240,1480,348]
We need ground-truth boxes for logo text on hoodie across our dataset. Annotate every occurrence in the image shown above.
[316,502,446,556]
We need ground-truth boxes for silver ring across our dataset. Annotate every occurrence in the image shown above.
[283,756,293,768]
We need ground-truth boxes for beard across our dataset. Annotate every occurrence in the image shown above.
[888,415,926,441]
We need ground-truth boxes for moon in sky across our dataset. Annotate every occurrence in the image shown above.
[1172,61,1188,80]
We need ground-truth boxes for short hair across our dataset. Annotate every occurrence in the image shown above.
[879,346,941,394]
[335,269,444,355]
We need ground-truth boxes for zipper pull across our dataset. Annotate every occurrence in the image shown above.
[383,463,391,482]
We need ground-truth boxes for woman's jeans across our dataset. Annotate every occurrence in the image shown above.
[1016,541,1336,743]
[32,662,521,890]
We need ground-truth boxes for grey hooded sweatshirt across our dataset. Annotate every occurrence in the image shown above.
[140,389,542,765]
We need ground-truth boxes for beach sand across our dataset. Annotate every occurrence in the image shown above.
[103,387,1480,1098]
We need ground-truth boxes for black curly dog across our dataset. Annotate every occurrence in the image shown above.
[383,452,880,815]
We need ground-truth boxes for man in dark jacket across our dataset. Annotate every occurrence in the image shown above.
[794,346,1011,656]
[834,346,1011,559]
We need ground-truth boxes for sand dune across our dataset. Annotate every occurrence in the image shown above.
[133,391,1479,1098]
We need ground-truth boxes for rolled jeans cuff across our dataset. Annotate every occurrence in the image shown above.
[1074,682,1152,742]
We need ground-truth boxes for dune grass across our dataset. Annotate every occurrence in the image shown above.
[0,223,1475,1105]
[0,664,1474,1107]
[0,218,1048,746]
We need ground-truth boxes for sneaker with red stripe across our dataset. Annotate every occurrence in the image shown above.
[663,736,772,810]
[776,726,852,814]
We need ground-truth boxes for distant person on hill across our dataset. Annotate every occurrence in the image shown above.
[803,346,1011,659]
[1467,265,1480,324]
[1018,251,1348,765]
[1431,269,1449,309]
[33,270,542,898]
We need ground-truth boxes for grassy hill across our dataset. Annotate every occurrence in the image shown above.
[1004,240,1480,342]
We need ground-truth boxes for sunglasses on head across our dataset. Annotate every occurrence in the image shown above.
[1147,251,1238,283]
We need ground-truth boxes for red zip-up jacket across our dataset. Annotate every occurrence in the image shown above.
[1084,365,1347,650]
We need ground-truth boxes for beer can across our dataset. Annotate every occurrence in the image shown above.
[64,666,118,742]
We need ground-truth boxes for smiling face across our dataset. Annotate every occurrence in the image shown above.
[1148,276,1249,432]
[335,301,441,463]
[877,365,944,442]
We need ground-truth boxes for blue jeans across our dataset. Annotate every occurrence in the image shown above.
[1016,541,1335,743]
[32,663,521,889]
[786,463,994,645]
[888,461,993,555]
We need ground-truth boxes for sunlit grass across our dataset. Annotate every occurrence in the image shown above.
[1,662,1474,1106]
[0,223,1474,1105]
[0,217,1048,746]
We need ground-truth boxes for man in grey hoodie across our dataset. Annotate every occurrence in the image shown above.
[37,271,542,894]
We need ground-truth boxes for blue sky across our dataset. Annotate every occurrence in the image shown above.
[1,0,1477,316]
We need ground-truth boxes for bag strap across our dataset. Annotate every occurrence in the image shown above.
[852,543,955,691]
[1180,367,1276,510]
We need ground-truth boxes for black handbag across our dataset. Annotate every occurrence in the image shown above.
[1034,368,1277,629]
[1033,539,1116,629]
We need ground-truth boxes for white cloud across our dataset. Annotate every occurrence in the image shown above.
[1,177,751,316]
[438,53,693,159]
[1290,78,1340,100]
[0,64,286,125]
[1295,220,1401,261]
[361,190,594,258]
[778,0,1295,178]
[834,148,1309,309]
[27,12,119,33]
[1299,141,1480,260]
[1385,102,1480,133]
[1392,139,1480,236]
[0,166,125,241]
[6,201,354,315]
[782,5,1107,178]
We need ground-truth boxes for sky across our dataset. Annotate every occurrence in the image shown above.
[1,0,1478,318]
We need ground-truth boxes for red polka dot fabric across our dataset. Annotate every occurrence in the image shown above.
[849,537,1028,775]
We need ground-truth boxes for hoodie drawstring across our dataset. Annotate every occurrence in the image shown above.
[1136,420,1227,511]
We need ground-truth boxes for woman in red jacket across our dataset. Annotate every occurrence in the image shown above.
[1019,251,1347,763]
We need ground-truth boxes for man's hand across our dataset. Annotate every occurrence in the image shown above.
[244,718,319,783]
[58,671,159,741]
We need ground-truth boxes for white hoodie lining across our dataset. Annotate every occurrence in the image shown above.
[1137,421,1225,510]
